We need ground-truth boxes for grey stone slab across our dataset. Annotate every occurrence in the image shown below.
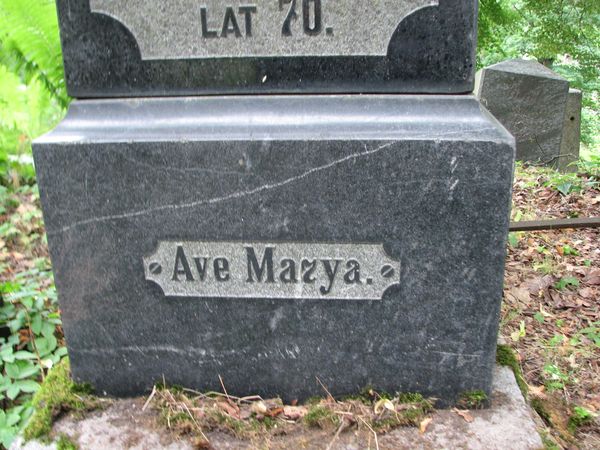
[56,0,477,97]
[33,95,515,405]
[378,366,543,449]
[558,88,582,172]
[11,366,542,449]
[476,59,570,168]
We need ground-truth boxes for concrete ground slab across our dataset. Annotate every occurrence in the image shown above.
[12,366,543,450]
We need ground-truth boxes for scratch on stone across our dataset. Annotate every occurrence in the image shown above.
[77,345,208,357]
[432,350,481,359]
[120,153,249,177]
[450,156,458,173]
[50,141,395,234]
[448,178,460,200]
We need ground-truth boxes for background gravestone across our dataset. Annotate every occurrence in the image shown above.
[558,89,583,172]
[55,0,478,96]
[33,0,515,406]
[475,59,570,169]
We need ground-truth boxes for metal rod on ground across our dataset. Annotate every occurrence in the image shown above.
[509,217,600,232]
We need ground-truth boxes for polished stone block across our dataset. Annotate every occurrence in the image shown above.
[476,59,570,168]
[558,89,582,172]
[34,95,514,405]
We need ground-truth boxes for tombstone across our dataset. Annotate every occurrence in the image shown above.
[475,59,570,169]
[558,89,583,172]
[33,0,515,406]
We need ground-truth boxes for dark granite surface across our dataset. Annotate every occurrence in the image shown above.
[34,95,514,405]
[56,0,477,97]
[476,59,570,168]
[558,89,582,172]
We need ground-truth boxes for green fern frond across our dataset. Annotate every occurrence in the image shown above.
[0,0,68,107]
[0,61,64,184]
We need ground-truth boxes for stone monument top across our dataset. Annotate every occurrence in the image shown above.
[56,0,477,97]
[479,58,568,81]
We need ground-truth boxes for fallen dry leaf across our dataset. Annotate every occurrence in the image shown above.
[217,401,240,419]
[529,385,546,398]
[511,286,532,304]
[419,417,433,434]
[192,408,206,420]
[250,401,268,415]
[527,275,554,295]
[579,287,596,299]
[264,407,284,418]
[283,405,308,420]
[239,408,252,420]
[452,408,474,423]
[10,252,24,261]
[584,275,600,285]
[374,398,395,414]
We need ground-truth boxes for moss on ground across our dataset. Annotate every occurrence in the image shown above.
[457,390,488,409]
[23,358,100,441]
[539,429,561,450]
[496,344,528,397]
[56,434,78,450]
[371,393,434,432]
[303,404,340,429]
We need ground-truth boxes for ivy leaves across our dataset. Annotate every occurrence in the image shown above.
[0,267,66,449]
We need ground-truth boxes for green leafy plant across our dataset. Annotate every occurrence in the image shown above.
[0,271,67,447]
[548,334,564,347]
[533,257,557,275]
[0,185,67,448]
[478,0,600,153]
[571,322,600,348]
[554,277,580,291]
[568,406,596,433]
[578,154,600,180]
[508,232,520,248]
[543,172,584,196]
[561,245,579,256]
[543,364,571,391]
[533,312,545,324]
[0,0,69,186]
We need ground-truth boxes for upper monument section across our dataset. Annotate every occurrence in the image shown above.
[56,0,477,97]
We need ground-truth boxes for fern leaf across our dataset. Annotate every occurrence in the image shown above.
[0,0,68,107]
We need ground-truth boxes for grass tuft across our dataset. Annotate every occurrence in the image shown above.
[303,404,340,428]
[457,390,488,409]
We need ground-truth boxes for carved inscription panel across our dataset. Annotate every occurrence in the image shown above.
[144,242,401,300]
[90,0,439,59]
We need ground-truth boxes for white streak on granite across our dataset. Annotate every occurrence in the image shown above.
[51,141,396,234]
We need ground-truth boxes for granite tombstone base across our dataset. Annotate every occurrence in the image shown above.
[558,88,582,173]
[475,59,570,169]
[34,95,514,406]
